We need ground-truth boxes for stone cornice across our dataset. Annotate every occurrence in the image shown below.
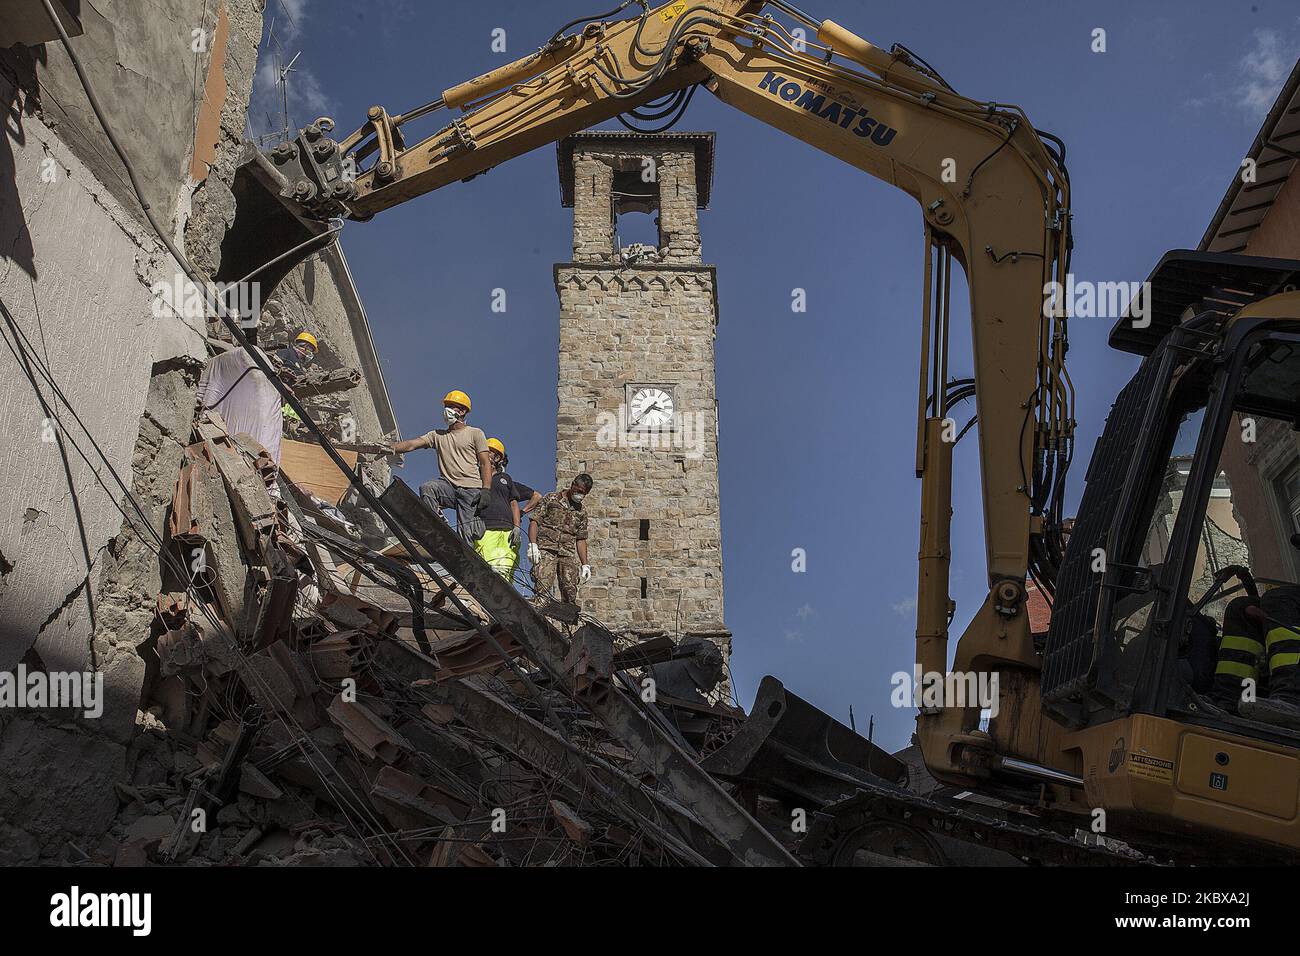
[554,262,720,324]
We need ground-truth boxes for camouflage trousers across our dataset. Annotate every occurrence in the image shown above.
[530,549,580,606]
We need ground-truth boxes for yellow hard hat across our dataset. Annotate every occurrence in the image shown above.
[487,438,505,456]
[443,389,471,412]
[295,331,318,350]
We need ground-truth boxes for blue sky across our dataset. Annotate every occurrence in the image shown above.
[253,0,1299,751]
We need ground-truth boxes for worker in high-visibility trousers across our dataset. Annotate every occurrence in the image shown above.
[1213,586,1300,711]
[474,438,542,581]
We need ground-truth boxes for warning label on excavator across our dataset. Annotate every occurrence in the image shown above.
[1128,752,1175,783]
[661,2,688,22]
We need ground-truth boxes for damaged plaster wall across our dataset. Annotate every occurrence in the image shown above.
[1,0,234,231]
[0,72,171,672]
[0,0,264,862]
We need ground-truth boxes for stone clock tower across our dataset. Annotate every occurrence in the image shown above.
[554,131,729,662]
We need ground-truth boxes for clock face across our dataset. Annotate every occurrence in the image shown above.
[629,386,675,429]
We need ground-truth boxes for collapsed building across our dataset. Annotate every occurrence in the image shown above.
[0,0,402,862]
[0,2,994,869]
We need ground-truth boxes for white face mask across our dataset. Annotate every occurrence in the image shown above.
[570,492,585,504]
[444,406,462,424]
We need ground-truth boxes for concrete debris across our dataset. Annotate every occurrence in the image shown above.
[548,800,593,846]
[29,385,925,868]
[291,366,363,399]
[0,373,929,867]
[74,415,816,867]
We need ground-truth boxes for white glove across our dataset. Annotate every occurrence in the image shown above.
[527,543,541,565]
[579,564,592,585]
[509,527,522,549]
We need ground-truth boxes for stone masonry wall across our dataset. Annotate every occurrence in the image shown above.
[555,137,726,651]
[555,269,725,639]
[570,144,701,264]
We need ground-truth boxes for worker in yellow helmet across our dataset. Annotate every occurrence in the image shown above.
[473,438,543,580]
[274,329,320,420]
[388,389,493,541]
[276,330,319,381]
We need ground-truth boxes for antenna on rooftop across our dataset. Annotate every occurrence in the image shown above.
[255,10,301,147]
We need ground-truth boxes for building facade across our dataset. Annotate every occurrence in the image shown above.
[553,132,729,659]
[1197,59,1300,587]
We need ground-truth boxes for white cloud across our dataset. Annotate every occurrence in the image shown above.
[270,0,309,42]
[1186,27,1299,124]
[891,597,917,619]
[248,0,337,141]
[1233,29,1294,118]
[286,62,334,121]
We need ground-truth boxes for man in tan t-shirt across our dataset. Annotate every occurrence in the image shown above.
[389,389,493,541]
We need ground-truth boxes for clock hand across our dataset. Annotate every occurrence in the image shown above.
[630,402,662,425]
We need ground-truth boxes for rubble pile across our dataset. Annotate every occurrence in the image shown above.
[94,413,791,867]
[279,363,362,447]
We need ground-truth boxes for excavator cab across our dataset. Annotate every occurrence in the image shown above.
[1047,252,1300,734]
[1038,252,1300,855]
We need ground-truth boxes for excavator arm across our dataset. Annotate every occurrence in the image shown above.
[224,0,1077,789]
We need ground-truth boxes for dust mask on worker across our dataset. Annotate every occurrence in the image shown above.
[570,492,585,505]
[444,406,464,424]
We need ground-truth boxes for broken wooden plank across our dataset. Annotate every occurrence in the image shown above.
[280,438,359,506]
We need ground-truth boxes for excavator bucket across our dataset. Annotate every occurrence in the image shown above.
[212,145,340,302]
[702,676,907,808]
